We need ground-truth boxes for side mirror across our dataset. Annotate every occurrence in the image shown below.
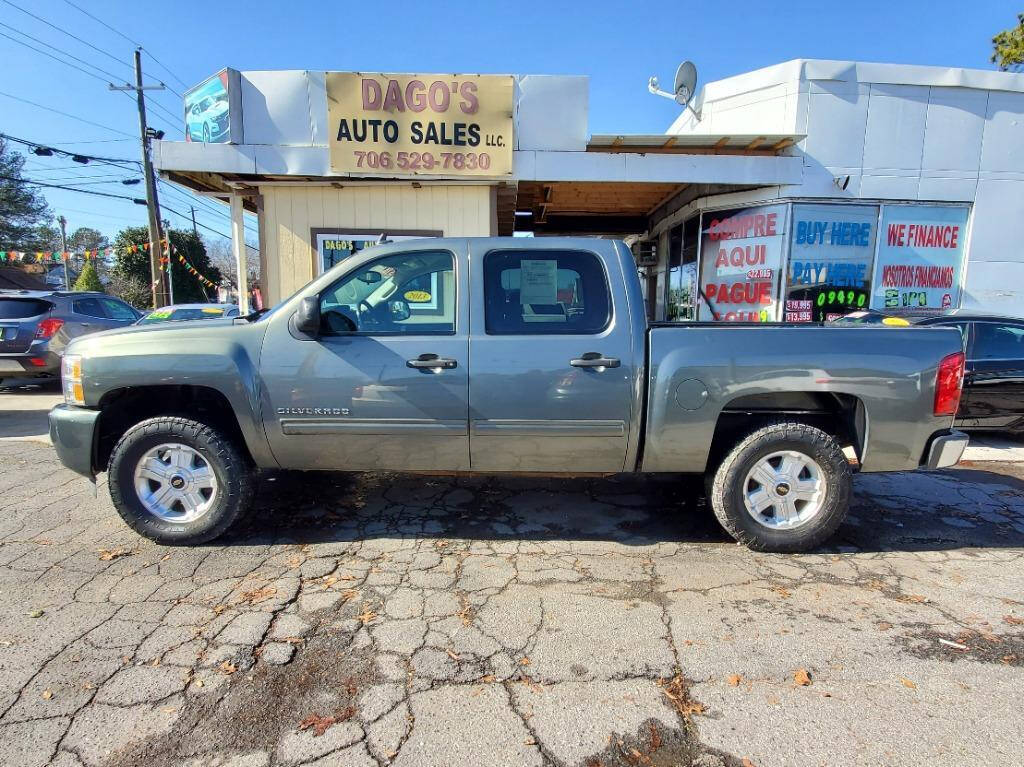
[295,296,320,336]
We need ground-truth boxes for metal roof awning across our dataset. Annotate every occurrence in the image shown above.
[587,133,803,154]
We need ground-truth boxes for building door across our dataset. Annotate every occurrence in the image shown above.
[467,244,636,473]
[259,246,470,471]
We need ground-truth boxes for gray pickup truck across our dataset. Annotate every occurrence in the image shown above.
[48,237,969,552]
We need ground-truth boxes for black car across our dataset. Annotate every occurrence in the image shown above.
[832,310,1024,435]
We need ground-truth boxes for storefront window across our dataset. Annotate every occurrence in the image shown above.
[698,204,787,322]
[869,205,969,312]
[785,203,878,322]
[666,216,699,321]
[314,231,437,275]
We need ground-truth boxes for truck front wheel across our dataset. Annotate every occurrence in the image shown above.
[709,421,851,552]
[108,417,255,545]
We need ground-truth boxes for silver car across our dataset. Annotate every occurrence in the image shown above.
[136,303,240,325]
[0,290,141,386]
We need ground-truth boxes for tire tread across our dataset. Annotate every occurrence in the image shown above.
[709,420,851,552]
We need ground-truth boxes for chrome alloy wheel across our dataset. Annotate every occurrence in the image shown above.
[132,443,218,523]
[742,450,826,530]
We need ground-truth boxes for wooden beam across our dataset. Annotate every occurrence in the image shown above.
[745,136,765,150]
[610,136,623,147]
[661,136,677,148]
[712,136,729,151]
[771,137,795,151]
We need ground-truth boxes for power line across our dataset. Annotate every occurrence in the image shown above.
[61,0,189,94]
[0,92,135,138]
[0,21,125,83]
[0,174,145,202]
[157,180,258,234]
[0,0,134,75]
[2,132,140,168]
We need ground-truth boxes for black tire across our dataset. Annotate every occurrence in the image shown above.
[709,421,851,553]
[108,417,254,545]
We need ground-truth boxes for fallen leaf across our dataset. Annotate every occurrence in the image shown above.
[742,758,757,767]
[298,706,356,737]
[27,609,44,618]
[218,661,237,675]
[902,594,928,604]
[160,706,176,714]
[519,657,531,666]
[524,737,536,745]
[340,589,359,603]
[283,636,305,645]
[41,689,53,700]
[480,674,496,683]
[357,606,378,625]
[446,649,460,661]
[160,554,171,561]
[769,585,791,598]
[660,674,705,718]
[899,677,917,690]
[238,585,277,605]
[876,621,893,631]
[727,674,743,687]
[793,669,812,686]
[1003,615,1024,626]
[98,548,132,561]
[194,679,205,688]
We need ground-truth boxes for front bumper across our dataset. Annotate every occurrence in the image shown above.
[48,404,100,480]
[924,429,970,470]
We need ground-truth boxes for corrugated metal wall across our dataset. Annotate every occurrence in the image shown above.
[258,184,494,302]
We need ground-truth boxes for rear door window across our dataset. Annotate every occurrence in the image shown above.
[0,299,50,319]
[72,298,106,318]
[483,250,611,335]
[972,323,1024,361]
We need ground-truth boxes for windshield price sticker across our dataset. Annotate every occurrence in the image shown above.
[327,73,514,176]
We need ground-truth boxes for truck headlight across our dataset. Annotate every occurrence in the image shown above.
[62,354,85,406]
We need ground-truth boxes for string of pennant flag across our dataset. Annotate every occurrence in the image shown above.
[0,241,221,290]
[0,239,170,264]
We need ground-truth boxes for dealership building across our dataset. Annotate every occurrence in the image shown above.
[154,59,1024,319]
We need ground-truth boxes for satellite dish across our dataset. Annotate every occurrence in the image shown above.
[673,61,697,106]
[647,60,702,120]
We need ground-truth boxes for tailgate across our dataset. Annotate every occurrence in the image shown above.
[0,298,52,353]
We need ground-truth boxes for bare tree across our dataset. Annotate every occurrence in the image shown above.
[204,237,260,291]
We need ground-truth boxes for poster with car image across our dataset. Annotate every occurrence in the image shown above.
[184,69,241,144]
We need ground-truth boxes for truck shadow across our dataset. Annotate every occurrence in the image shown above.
[223,466,1024,554]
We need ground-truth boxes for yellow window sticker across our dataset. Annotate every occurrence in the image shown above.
[882,316,910,326]
[201,307,225,314]
[404,290,432,303]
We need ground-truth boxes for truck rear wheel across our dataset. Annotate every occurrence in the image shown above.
[108,417,254,545]
[709,421,851,552]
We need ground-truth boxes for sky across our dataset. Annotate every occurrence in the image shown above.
[0,0,1016,246]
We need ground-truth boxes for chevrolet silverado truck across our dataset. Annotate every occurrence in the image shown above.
[48,237,969,552]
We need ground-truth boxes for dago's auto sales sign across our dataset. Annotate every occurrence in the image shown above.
[327,73,514,176]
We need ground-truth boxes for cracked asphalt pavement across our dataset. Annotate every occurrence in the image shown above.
[1,389,1023,766]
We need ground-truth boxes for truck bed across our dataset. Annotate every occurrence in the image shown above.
[642,323,964,473]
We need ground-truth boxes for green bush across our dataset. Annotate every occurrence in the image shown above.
[72,261,104,292]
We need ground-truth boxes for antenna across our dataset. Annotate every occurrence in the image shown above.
[648,60,701,121]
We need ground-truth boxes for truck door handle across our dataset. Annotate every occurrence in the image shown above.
[570,352,620,369]
[407,353,458,370]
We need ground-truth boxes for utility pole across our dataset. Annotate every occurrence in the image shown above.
[57,215,70,290]
[110,49,168,308]
[190,206,198,236]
